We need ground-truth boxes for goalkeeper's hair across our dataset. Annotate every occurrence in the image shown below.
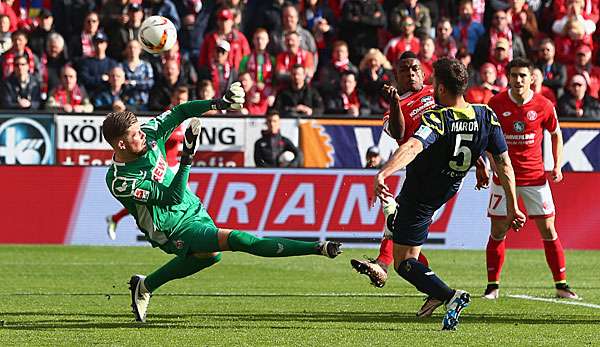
[102,111,138,144]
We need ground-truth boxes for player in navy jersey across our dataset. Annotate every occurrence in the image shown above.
[372,58,526,330]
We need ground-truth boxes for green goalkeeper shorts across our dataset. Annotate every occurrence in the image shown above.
[159,219,221,257]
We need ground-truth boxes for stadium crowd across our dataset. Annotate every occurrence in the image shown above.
[0,0,599,119]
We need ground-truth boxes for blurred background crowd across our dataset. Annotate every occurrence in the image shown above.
[0,0,598,119]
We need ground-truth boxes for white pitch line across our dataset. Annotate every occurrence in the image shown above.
[508,294,600,309]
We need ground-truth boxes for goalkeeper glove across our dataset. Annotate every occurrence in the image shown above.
[212,82,245,110]
[181,118,201,166]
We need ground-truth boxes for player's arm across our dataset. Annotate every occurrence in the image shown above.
[142,83,245,141]
[382,84,405,140]
[549,123,563,183]
[475,155,490,190]
[373,137,423,202]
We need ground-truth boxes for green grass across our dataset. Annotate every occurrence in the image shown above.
[0,246,599,346]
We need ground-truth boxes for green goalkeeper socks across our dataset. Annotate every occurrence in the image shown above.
[144,253,222,293]
[227,230,320,257]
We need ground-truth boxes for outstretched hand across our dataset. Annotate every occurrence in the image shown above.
[221,82,245,110]
[371,174,394,207]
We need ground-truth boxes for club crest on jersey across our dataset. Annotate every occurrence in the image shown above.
[174,240,185,249]
[149,140,157,149]
[513,121,525,133]
[112,177,136,197]
[152,155,167,183]
[526,110,538,121]
[502,111,511,117]
[133,188,150,202]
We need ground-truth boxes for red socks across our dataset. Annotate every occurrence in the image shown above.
[486,236,505,283]
[376,238,429,267]
[112,208,129,223]
[543,238,567,282]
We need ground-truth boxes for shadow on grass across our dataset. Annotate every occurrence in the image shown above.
[2,311,599,330]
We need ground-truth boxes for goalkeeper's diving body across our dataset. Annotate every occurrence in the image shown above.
[102,82,342,322]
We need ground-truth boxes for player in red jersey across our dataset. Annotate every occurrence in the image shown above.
[350,51,436,292]
[106,87,189,240]
[483,58,578,299]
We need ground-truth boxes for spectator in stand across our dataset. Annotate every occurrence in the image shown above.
[0,15,12,55]
[358,48,394,115]
[269,3,317,57]
[239,28,275,92]
[254,110,303,168]
[552,0,597,36]
[246,0,284,37]
[197,79,216,101]
[274,64,323,117]
[554,18,593,66]
[121,39,154,108]
[339,0,386,65]
[145,0,180,30]
[388,0,432,38]
[239,71,269,115]
[46,64,93,113]
[323,71,370,116]
[52,0,96,48]
[452,0,485,55]
[69,11,101,62]
[107,3,144,61]
[456,47,478,88]
[316,40,358,98]
[567,44,600,99]
[93,66,143,111]
[557,74,600,119]
[149,59,187,110]
[473,9,526,69]
[1,30,41,82]
[198,40,238,98]
[536,38,567,99]
[434,17,457,58]
[418,36,436,85]
[198,8,250,71]
[311,16,336,68]
[554,0,599,24]
[176,0,206,61]
[465,63,501,104]
[506,0,539,55]
[28,9,55,58]
[78,32,118,95]
[384,16,420,66]
[275,31,315,84]
[0,0,19,32]
[43,33,69,98]
[152,40,197,86]
[532,67,557,106]
[1,55,41,110]
[299,0,336,32]
[100,0,128,31]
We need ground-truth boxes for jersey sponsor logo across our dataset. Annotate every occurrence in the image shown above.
[133,188,150,202]
[513,121,525,133]
[0,117,52,164]
[502,111,511,117]
[112,177,136,197]
[526,110,538,121]
[152,155,167,183]
[409,102,436,118]
[414,125,433,139]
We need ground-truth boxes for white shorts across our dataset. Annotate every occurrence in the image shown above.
[487,181,555,219]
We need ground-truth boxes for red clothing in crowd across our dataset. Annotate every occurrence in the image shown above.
[554,0,599,23]
[164,124,184,168]
[0,2,19,32]
[275,49,315,76]
[566,64,600,98]
[419,55,436,85]
[244,86,269,115]
[539,86,557,106]
[465,85,500,104]
[199,29,251,70]
[554,35,593,65]
[384,36,420,65]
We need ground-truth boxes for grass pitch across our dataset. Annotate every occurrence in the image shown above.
[0,246,599,346]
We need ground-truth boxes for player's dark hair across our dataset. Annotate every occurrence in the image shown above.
[506,57,533,73]
[433,58,469,96]
[102,111,138,145]
[399,51,418,61]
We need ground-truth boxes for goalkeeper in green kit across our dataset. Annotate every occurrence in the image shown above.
[102,82,342,322]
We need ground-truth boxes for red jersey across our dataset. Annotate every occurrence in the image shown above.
[382,85,435,145]
[489,90,558,186]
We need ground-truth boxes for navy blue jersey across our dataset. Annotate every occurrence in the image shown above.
[401,103,508,208]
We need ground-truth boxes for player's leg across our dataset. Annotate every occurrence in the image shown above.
[217,229,342,258]
[106,207,129,240]
[521,184,578,299]
[484,182,512,299]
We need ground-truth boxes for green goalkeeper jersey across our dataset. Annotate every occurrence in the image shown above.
[106,100,215,247]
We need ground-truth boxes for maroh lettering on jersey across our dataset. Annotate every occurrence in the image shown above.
[152,156,167,183]
[450,121,479,132]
